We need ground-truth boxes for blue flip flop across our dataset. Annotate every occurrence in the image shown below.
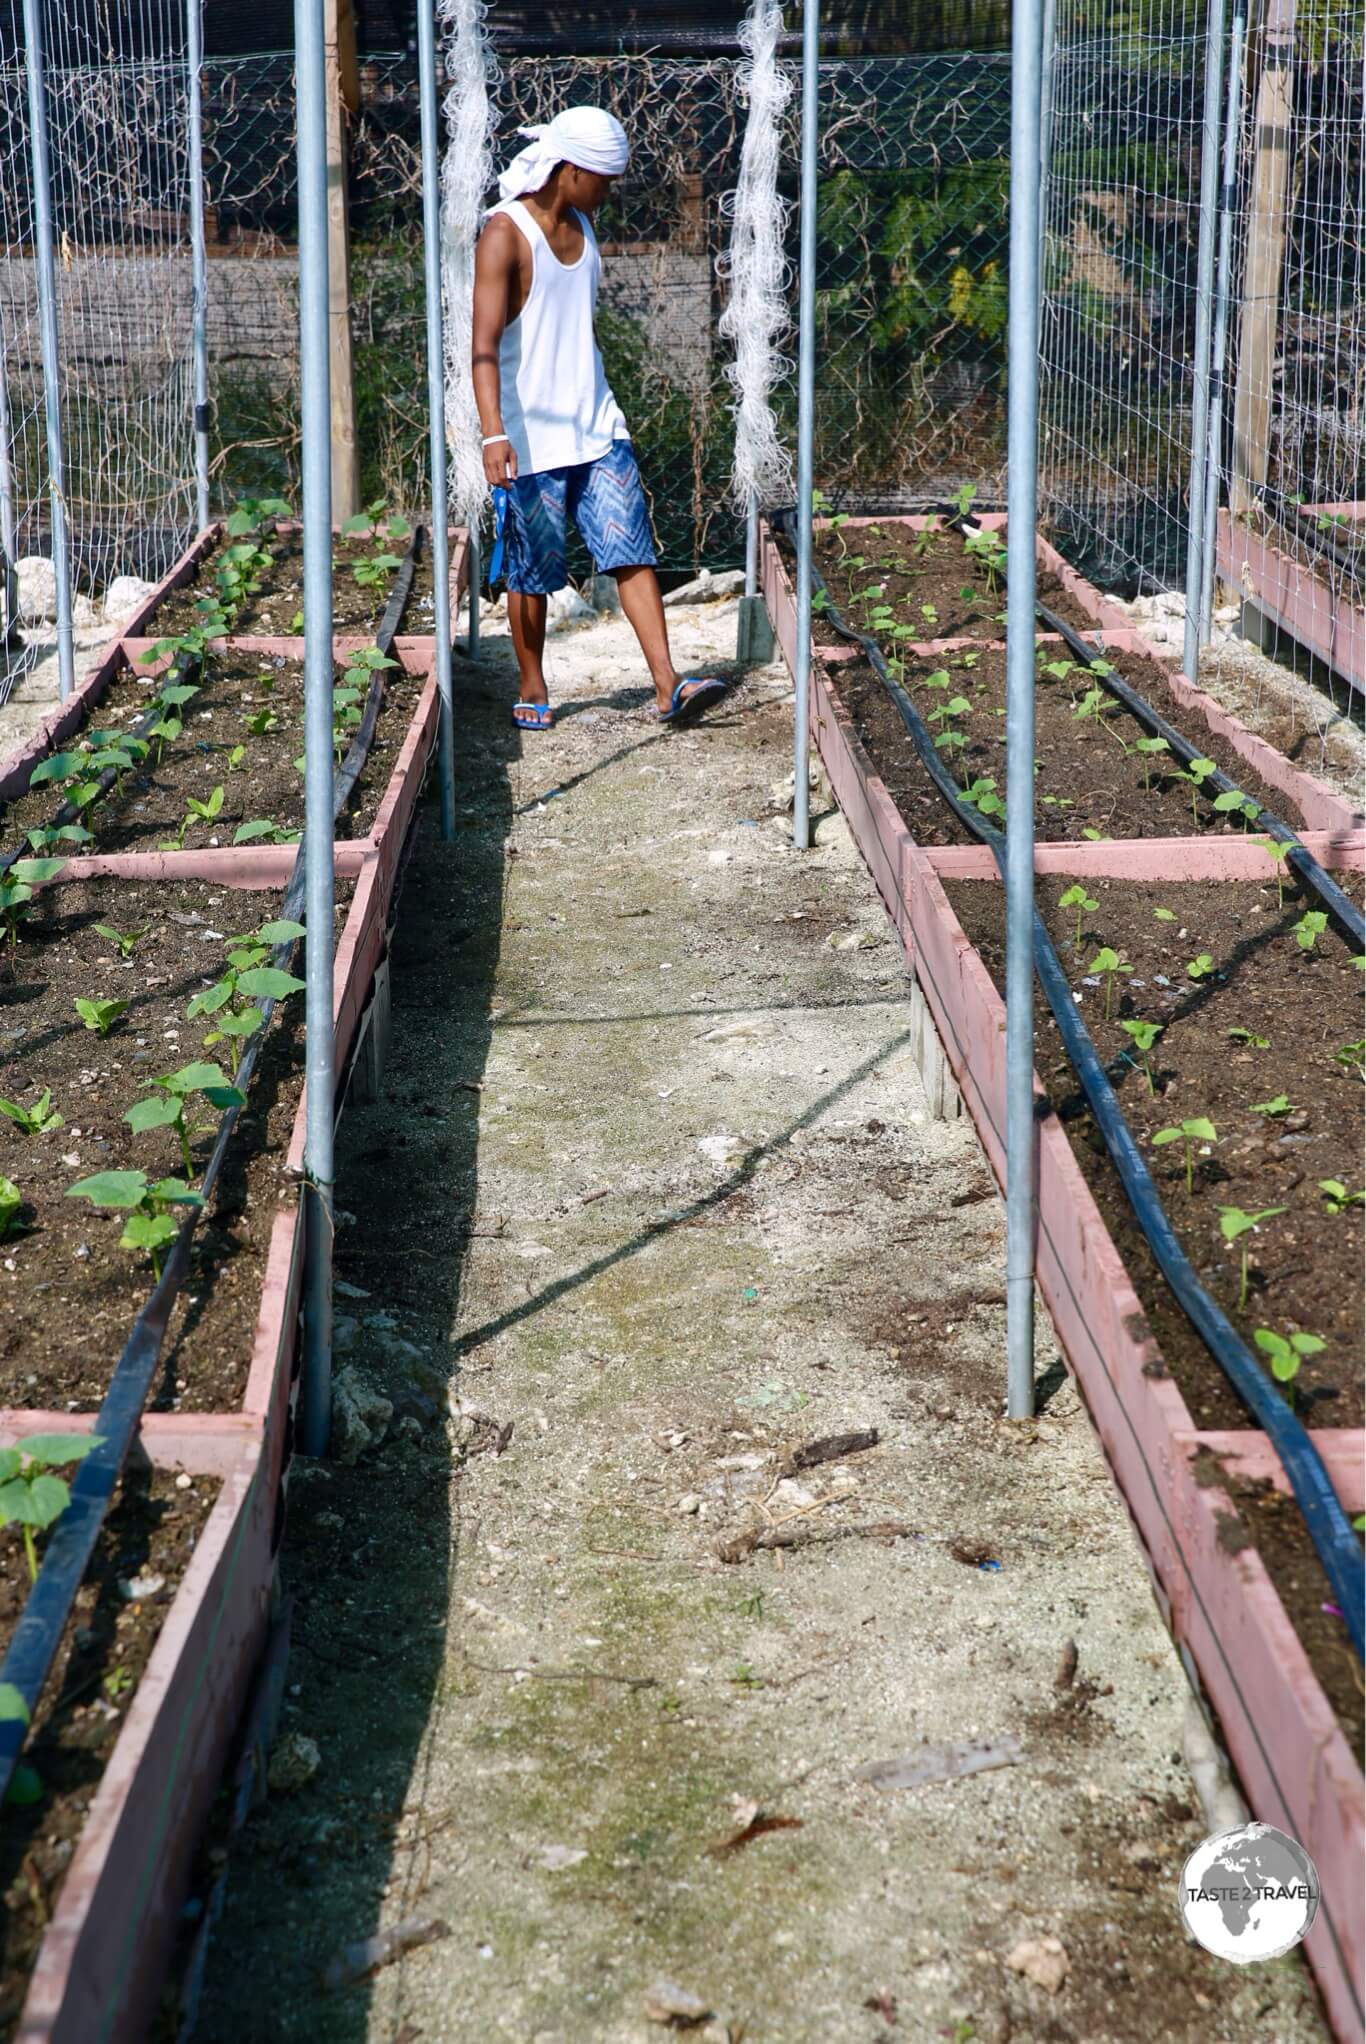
[514,699,553,731]
[658,675,727,724]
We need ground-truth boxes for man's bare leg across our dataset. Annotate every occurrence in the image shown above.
[508,591,549,706]
[615,564,714,714]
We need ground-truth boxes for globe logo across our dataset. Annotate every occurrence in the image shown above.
[1179,1823,1320,1963]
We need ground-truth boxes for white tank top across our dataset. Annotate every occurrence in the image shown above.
[490,199,629,477]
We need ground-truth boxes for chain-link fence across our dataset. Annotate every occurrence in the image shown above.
[199,47,1011,574]
[1039,0,1364,692]
[0,0,198,589]
[0,36,1013,587]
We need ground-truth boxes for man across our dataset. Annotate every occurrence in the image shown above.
[472,106,726,732]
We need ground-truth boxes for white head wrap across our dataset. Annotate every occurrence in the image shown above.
[496,106,630,202]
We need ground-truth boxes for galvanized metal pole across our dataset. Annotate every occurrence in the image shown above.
[186,0,211,530]
[0,355,18,647]
[744,491,759,598]
[21,0,75,703]
[1199,2,1246,642]
[418,0,456,841]
[1004,0,1046,1420]
[791,0,819,853]
[466,528,481,662]
[1181,0,1228,683]
[1035,0,1057,352]
[296,0,336,1458]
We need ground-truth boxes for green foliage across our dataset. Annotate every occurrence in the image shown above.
[188,920,305,1075]
[1058,883,1097,952]
[74,997,127,1039]
[93,924,146,959]
[1090,943,1131,1020]
[1294,910,1328,951]
[0,1090,62,1137]
[1120,1017,1162,1093]
[1152,1116,1217,1196]
[1217,1204,1285,1309]
[1228,1025,1269,1049]
[1254,1325,1325,1398]
[0,1435,102,1581]
[1318,1179,1364,1215]
[1249,1094,1292,1118]
[66,1170,203,1281]
[0,1178,22,1239]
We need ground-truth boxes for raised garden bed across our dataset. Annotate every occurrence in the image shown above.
[0,648,422,861]
[1217,503,1366,697]
[761,507,1366,2043]
[0,874,354,1416]
[0,1462,219,2031]
[147,525,409,640]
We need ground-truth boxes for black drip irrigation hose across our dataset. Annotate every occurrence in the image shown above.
[774,510,1366,1658]
[0,582,408,1802]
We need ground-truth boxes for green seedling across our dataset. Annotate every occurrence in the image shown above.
[188,919,306,1074]
[963,526,1007,593]
[104,1665,134,1700]
[245,706,278,737]
[951,482,977,518]
[1090,944,1131,1020]
[353,546,401,590]
[1250,1093,1292,1118]
[147,681,202,764]
[28,749,101,811]
[74,997,127,1038]
[1058,884,1098,952]
[66,1168,204,1280]
[1172,756,1217,825]
[1080,827,1109,842]
[1134,735,1170,790]
[1153,906,1176,923]
[1120,1017,1163,1094]
[1227,1025,1269,1049]
[232,819,300,847]
[1152,1116,1218,1196]
[227,744,246,773]
[225,494,292,538]
[0,860,63,955]
[962,775,1004,820]
[25,823,92,856]
[161,782,224,853]
[0,1090,63,1136]
[124,1061,245,1177]
[1039,656,1076,687]
[1318,1179,1365,1214]
[340,497,410,545]
[1333,1038,1365,1081]
[1254,1325,1325,1400]
[1217,1204,1286,1309]
[1211,787,1259,829]
[1186,953,1215,981]
[922,668,952,692]
[1255,836,1293,908]
[93,923,146,959]
[920,602,939,628]
[0,1435,102,1582]
[0,1178,22,1239]
[1294,910,1328,951]
[1073,685,1127,748]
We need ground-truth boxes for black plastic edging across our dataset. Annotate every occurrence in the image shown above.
[778,514,1366,1658]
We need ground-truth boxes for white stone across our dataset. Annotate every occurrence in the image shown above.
[662,567,746,607]
[545,585,595,633]
[329,1364,393,1463]
[104,575,157,625]
[16,556,55,623]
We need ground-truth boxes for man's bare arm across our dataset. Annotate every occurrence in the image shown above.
[472,216,519,485]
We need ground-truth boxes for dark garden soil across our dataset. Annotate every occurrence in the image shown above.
[0,876,351,1413]
[0,1465,218,2029]
[150,530,406,638]
[830,639,1307,847]
[810,516,1100,647]
[945,875,1364,1750]
[0,650,422,857]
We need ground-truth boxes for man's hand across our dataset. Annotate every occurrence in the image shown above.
[483,438,518,488]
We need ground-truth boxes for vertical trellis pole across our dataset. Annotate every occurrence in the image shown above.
[1182,0,1228,683]
[21,0,75,702]
[296,0,336,1457]
[1004,0,1046,1419]
[418,0,457,837]
[0,358,18,646]
[1199,1,1247,641]
[186,0,211,531]
[792,0,820,853]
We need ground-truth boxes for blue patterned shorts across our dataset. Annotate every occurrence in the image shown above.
[500,439,658,596]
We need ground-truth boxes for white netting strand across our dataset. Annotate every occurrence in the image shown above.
[717,0,794,514]
[438,0,497,541]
